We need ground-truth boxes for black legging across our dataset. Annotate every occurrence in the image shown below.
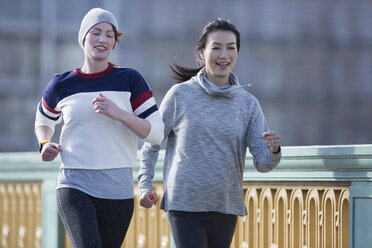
[168,210,237,248]
[57,188,134,248]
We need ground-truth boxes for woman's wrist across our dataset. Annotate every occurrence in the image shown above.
[119,109,131,124]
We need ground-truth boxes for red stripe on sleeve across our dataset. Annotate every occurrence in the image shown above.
[42,97,61,114]
[131,90,153,111]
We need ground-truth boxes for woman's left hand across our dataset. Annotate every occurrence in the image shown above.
[92,93,124,121]
[139,191,158,208]
[263,131,281,154]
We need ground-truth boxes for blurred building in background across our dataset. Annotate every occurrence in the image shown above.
[0,0,371,152]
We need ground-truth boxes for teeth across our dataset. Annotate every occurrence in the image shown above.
[95,46,106,50]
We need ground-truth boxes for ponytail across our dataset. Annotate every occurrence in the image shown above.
[169,64,203,84]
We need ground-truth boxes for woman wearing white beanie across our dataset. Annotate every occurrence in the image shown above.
[34,8,164,248]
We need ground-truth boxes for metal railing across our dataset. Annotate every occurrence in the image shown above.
[232,183,349,248]
[0,182,42,248]
[1,144,371,248]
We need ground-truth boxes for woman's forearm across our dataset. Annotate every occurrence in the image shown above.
[120,110,151,139]
[35,125,54,142]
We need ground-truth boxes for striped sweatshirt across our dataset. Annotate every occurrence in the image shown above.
[35,64,164,170]
[138,69,280,216]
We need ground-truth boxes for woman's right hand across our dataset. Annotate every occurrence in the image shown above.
[41,143,62,162]
[139,191,158,208]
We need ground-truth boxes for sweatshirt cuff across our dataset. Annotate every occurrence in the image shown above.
[138,174,154,196]
[270,147,282,161]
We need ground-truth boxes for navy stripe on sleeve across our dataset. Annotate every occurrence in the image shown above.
[39,104,61,121]
[138,105,158,119]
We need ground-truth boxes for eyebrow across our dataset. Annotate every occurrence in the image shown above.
[212,42,236,46]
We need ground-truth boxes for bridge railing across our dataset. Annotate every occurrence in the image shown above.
[1,144,371,248]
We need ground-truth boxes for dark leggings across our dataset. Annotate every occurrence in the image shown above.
[168,210,237,248]
[56,188,134,248]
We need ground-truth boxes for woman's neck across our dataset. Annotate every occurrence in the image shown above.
[80,59,109,74]
[204,70,230,86]
[205,74,230,87]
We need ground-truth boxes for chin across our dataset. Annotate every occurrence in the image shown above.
[92,55,109,61]
[215,72,231,78]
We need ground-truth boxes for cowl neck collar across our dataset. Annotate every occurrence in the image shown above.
[194,68,250,98]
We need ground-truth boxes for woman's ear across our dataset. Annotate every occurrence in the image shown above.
[199,49,204,60]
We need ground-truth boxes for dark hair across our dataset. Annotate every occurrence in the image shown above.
[170,18,240,83]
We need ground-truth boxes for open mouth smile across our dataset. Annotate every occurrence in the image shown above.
[216,62,230,68]
[95,45,107,50]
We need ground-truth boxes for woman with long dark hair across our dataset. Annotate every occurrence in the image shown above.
[138,18,281,248]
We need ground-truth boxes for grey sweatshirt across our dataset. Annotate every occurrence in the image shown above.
[138,69,281,216]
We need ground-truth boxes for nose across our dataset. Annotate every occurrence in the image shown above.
[98,34,107,43]
[219,48,229,58]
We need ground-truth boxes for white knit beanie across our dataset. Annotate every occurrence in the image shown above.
[78,8,119,49]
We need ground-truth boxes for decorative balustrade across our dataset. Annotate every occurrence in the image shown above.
[0,183,42,248]
[0,144,371,248]
[231,183,350,248]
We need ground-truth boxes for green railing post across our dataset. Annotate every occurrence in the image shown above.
[42,178,63,248]
[349,181,372,248]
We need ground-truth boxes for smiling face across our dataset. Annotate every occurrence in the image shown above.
[83,22,116,62]
[200,30,238,86]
